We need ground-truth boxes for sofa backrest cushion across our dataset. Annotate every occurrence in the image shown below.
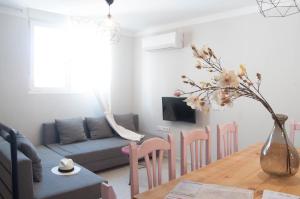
[55,117,87,145]
[42,122,59,145]
[41,114,139,145]
[86,117,114,139]
[114,114,139,132]
[42,120,89,145]
[0,137,34,199]
[16,132,42,182]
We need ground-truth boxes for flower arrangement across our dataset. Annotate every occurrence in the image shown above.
[175,44,276,122]
[175,44,298,176]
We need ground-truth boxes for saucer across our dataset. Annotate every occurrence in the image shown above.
[51,166,81,176]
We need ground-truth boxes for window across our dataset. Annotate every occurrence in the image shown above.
[30,20,112,93]
[32,24,68,89]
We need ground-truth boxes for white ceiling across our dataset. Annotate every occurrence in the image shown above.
[0,0,257,32]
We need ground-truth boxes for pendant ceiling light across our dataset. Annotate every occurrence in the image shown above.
[100,0,120,44]
[256,0,300,17]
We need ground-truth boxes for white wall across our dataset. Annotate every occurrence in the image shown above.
[1,7,300,158]
[111,36,134,114]
[0,12,134,145]
[133,13,300,160]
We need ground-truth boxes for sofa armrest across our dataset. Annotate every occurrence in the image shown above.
[133,114,139,132]
[0,139,34,199]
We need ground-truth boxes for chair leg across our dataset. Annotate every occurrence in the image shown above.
[128,169,131,185]
[128,159,146,185]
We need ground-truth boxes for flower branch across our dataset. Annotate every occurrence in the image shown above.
[176,44,292,174]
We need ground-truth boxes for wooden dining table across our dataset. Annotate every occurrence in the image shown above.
[134,143,300,199]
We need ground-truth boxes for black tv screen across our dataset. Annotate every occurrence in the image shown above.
[162,97,196,123]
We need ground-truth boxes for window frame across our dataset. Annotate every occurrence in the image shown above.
[29,20,79,94]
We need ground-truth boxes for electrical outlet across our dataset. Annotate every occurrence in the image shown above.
[157,125,170,132]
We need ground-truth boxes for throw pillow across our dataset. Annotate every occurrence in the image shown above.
[86,117,114,139]
[16,132,42,182]
[55,117,87,145]
[114,114,137,132]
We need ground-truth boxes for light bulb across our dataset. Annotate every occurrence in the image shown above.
[99,14,121,44]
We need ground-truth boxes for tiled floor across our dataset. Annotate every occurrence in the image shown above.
[97,159,182,199]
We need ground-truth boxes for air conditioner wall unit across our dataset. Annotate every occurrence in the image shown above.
[142,32,184,51]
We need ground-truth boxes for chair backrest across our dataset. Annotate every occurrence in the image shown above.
[180,127,211,175]
[101,183,117,199]
[129,134,176,198]
[217,122,238,160]
[290,120,300,144]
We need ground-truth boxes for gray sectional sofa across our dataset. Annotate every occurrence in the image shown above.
[41,115,141,172]
[0,114,156,199]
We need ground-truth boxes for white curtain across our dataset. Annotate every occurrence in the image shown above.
[67,17,112,108]
[68,17,143,141]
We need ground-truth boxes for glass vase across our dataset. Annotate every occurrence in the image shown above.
[260,114,299,176]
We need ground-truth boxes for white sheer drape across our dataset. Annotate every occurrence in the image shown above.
[69,17,143,141]
[67,17,111,108]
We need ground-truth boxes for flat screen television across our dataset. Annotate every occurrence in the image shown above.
[162,97,196,123]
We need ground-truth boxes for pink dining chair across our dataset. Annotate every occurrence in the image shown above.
[180,127,211,175]
[101,183,117,199]
[290,120,300,144]
[129,134,176,198]
[217,122,238,160]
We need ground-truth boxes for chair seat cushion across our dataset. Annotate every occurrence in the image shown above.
[35,146,106,199]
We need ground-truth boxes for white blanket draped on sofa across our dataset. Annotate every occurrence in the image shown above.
[105,112,144,141]
[94,89,144,142]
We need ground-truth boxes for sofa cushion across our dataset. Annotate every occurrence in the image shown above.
[34,146,105,199]
[42,115,138,145]
[86,117,114,139]
[114,114,137,132]
[55,118,87,145]
[16,133,42,182]
[42,121,90,145]
[42,122,59,145]
[47,137,131,166]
